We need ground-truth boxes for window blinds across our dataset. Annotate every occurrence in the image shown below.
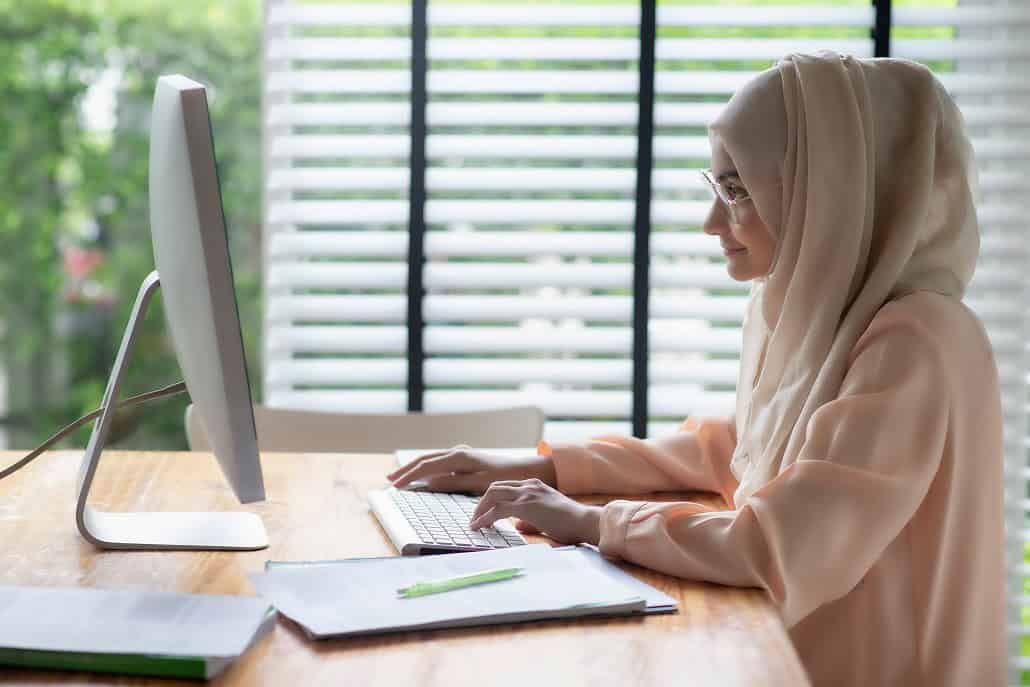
[893,2,1030,683]
[263,2,409,418]
[264,1,872,443]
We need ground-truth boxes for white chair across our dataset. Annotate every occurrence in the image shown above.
[184,403,545,453]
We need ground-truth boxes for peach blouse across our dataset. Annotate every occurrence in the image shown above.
[549,292,1007,686]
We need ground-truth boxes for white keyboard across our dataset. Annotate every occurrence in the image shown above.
[368,488,527,556]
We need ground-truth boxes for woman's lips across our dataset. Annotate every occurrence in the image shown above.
[723,246,746,256]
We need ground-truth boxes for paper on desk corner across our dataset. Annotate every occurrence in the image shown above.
[557,545,678,613]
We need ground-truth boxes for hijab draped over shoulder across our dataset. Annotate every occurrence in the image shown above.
[710,51,981,506]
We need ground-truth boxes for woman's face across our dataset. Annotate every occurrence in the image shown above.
[702,136,777,281]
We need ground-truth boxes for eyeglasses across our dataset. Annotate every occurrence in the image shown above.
[700,169,751,223]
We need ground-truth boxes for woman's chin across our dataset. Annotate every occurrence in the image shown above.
[726,253,756,281]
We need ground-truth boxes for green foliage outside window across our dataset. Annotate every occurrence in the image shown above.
[0,0,262,450]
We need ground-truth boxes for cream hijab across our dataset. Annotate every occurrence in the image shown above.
[710,51,981,506]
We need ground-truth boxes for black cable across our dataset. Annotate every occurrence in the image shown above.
[0,381,187,481]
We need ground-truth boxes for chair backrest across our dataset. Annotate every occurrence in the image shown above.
[184,404,545,453]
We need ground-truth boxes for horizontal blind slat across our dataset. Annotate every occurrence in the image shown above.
[656,38,871,60]
[267,359,406,386]
[268,4,884,28]
[268,262,742,290]
[266,358,740,388]
[893,38,1030,61]
[267,294,748,324]
[268,325,742,355]
[893,6,1030,26]
[268,200,718,224]
[266,391,407,414]
[270,133,1026,161]
[657,6,871,26]
[270,231,726,259]
[267,102,730,128]
[269,167,712,192]
[262,68,1030,99]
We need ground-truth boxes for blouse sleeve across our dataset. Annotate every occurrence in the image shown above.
[546,416,739,506]
[597,314,951,628]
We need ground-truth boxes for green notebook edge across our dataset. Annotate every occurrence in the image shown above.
[0,647,210,680]
[0,607,277,680]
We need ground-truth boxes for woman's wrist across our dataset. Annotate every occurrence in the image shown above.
[528,454,558,487]
[575,504,602,546]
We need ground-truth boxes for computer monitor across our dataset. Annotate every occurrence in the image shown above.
[74,74,267,551]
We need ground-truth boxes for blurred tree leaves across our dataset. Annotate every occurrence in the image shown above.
[1,0,262,449]
[0,0,105,446]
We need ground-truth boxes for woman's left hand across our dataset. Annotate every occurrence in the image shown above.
[469,479,602,546]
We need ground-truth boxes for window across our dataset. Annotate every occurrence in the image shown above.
[263,1,876,442]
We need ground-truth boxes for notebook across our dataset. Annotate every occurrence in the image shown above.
[0,586,276,680]
[251,543,648,639]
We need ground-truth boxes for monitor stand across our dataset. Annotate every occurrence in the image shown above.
[75,270,268,551]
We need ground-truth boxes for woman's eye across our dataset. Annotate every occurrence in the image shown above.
[724,186,744,200]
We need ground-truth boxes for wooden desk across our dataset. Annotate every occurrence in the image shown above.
[0,451,810,686]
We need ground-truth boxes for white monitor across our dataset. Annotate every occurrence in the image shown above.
[74,75,267,550]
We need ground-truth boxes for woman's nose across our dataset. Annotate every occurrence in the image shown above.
[702,200,728,236]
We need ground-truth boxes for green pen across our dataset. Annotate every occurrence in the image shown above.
[397,567,524,599]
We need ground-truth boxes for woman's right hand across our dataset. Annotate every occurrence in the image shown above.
[386,445,556,495]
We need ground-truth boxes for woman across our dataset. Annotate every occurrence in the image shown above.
[387,51,1006,686]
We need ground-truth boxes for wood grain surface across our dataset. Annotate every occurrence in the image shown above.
[0,450,810,687]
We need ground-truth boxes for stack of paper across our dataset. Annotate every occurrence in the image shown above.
[251,543,677,639]
[0,586,275,680]
[556,545,678,613]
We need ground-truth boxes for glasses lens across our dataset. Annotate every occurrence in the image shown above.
[702,170,738,218]
[701,170,724,203]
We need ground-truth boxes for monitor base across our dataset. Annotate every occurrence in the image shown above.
[75,271,269,551]
[79,506,268,551]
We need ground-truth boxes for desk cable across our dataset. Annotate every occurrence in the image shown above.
[0,381,188,481]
